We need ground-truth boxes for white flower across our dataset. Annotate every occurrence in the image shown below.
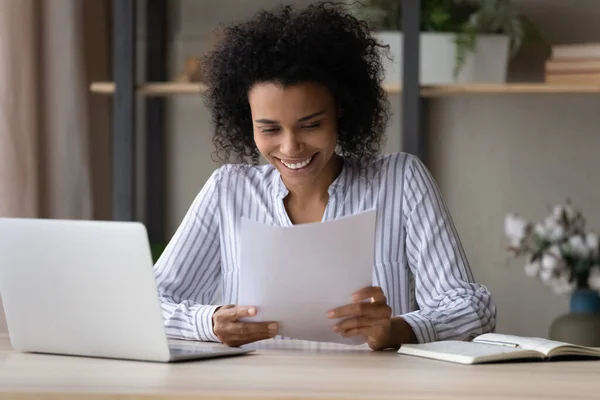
[552,205,566,221]
[568,235,590,259]
[524,260,541,277]
[539,268,554,282]
[587,232,599,256]
[504,214,529,242]
[544,216,565,242]
[588,267,600,291]
[541,245,563,271]
[534,223,548,240]
[548,244,562,257]
[509,237,522,248]
[541,253,558,271]
[551,270,575,295]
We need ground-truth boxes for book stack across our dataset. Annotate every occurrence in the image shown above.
[545,43,600,85]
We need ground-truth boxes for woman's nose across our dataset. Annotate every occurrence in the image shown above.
[280,131,304,155]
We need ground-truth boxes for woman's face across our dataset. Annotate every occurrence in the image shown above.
[248,81,339,189]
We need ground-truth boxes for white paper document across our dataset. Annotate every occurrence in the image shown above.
[238,209,377,345]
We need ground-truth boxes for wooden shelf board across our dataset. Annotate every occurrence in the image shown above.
[421,83,600,96]
[89,82,600,97]
[89,82,207,95]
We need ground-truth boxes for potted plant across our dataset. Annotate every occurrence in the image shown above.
[504,202,600,346]
[348,0,542,85]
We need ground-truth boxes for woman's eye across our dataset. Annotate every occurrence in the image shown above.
[302,122,321,129]
[260,127,280,134]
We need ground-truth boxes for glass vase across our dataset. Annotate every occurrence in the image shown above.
[549,288,600,346]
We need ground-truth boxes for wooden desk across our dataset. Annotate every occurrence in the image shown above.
[1,334,599,399]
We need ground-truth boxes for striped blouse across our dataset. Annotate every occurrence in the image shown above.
[153,152,497,344]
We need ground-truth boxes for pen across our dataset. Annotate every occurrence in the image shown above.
[476,340,520,348]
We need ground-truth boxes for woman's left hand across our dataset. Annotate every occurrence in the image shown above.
[327,286,393,350]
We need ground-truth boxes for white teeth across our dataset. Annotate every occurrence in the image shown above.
[281,156,312,170]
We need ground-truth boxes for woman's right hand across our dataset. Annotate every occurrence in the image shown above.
[212,305,279,347]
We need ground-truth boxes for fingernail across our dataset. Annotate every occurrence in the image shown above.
[332,325,340,332]
[352,294,360,301]
[248,308,256,316]
[268,323,278,331]
[327,311,335,318]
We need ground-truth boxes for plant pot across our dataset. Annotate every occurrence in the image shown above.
[549,288,600,346]
[374,31,510,85]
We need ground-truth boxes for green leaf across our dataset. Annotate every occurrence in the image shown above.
[429,9,452,31]
[453,25,477,78]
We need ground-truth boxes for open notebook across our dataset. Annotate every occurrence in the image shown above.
[397,333,600,365]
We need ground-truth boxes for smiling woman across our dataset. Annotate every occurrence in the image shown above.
[203,1,388,167]
[249,82,342,224]
[152,1,497,351]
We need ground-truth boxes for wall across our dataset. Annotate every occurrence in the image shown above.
[0,303,5,333]
[147,0,599,339]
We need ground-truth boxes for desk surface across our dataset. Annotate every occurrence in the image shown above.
[1,334,600,399]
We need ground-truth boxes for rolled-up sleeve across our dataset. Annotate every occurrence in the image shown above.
[401,156,496,343]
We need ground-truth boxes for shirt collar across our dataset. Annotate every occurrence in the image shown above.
[271,156,348,199]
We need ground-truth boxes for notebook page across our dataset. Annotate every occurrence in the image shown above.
[398,340,540,364]
[474,333,569,356]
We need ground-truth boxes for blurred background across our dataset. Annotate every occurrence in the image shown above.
[1,0,600,343]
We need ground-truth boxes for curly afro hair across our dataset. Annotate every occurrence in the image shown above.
[203,1,390,165]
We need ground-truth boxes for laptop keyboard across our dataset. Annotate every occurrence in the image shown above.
[168,343,240,356]
[170,346,222,355]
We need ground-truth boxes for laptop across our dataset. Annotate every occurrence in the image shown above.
[0,218,252,362]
